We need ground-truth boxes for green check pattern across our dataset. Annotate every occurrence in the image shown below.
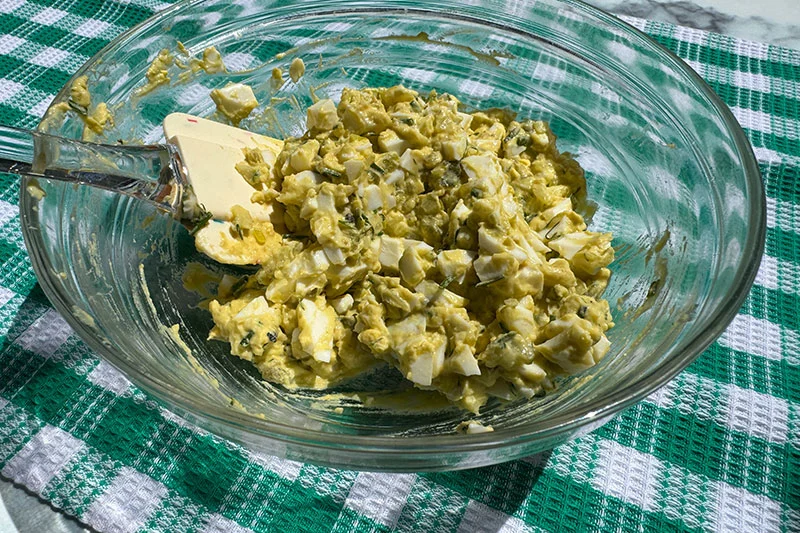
[0,1,798,531]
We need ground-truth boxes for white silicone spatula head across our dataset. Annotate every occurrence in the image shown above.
[163,113,286,265]
[163,112,283,221]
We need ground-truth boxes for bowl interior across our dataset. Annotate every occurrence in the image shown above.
[20,0,762,469]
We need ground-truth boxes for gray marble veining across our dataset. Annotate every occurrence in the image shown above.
[588,0,800,49]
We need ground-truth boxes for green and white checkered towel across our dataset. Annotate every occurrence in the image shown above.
[0,1,798,531]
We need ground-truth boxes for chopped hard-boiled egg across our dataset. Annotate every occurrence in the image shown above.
[201,85,614,414]
[307,99,339,131]
[295,297,336,363]
[210,83,259,125]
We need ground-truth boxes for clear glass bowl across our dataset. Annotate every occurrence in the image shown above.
[19,0,764,471]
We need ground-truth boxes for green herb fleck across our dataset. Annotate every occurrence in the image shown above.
[67,99,88,115]
[545,223,563,240]
[229,276,248,296]
[357,211,372,231]
[439,275,456,289]
[470,189,483,199]
[503,128,520,144]
[188,210,213,236]
[492,331,515,347]
[475,277,502,287]
[239,331,254,347]
[542,215,562,239]
[321,168,342,179]
[370,162,385,174]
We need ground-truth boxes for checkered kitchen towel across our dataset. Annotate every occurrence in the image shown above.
[0,1,798,531]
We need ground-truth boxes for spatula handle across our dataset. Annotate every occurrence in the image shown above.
[0,124,186,218]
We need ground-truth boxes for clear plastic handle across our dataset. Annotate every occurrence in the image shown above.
[0,124,185,217]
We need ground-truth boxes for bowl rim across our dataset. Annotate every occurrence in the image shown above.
[20,0,766,458]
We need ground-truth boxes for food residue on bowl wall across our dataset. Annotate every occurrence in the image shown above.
[39,75,113,140]
[289,57,306,83]
[26,180,46,200]
[456,420,494,434]
[135,45,227,97]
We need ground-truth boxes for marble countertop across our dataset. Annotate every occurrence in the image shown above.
[590,0,800,49]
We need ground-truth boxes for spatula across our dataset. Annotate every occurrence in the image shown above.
[0,113,284,228]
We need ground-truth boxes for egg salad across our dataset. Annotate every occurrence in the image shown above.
[203,85,614,413]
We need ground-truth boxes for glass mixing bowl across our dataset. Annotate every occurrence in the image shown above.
[19,0,764,471]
